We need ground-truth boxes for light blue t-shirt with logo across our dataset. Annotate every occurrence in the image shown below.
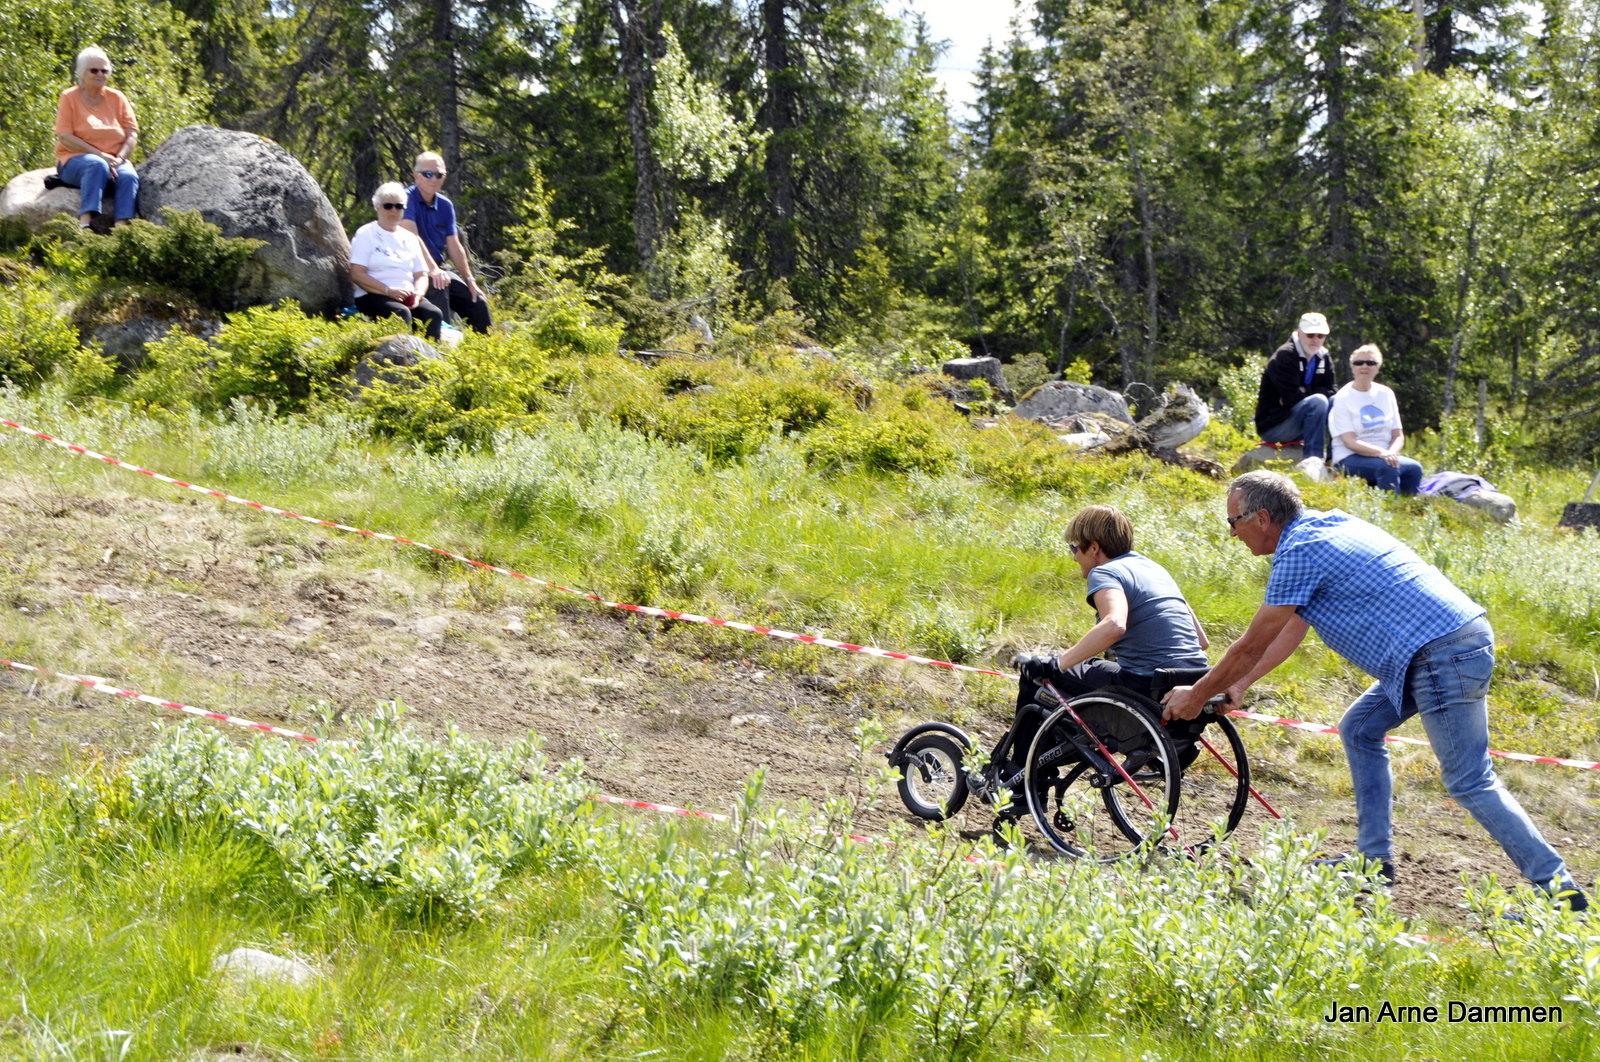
[1084,551,1207,675]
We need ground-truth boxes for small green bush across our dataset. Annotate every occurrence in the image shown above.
[79,208,263,307]
[0,277,78,385]
[130,304,381,414]
[357,331,554,449]
[802,406,958,475]
[0,214,31,252]
[598,363,845,462]
[1217,352,1264,433]
[106,705,596,919]
[967,420,1085,496]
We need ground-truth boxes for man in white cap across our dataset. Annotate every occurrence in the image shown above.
[1254,312,1336,465]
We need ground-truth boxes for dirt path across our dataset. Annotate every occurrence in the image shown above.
[2,477,1594,923]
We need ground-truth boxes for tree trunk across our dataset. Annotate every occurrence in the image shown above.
[1320,0,1353,342]
[1475,377,1487,449]
[432,0,461,173]
[1124,122,1158,385]
[1426,1,1456,76]
[760,0,797,280]
[609,0,663,279]
[1412,0,1425,73]
[1113,241,1138,388]
[1056,269,1079,377]
[1443,158,1493,415]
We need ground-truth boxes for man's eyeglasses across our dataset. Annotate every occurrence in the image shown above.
[417,170,447,179]
[1226,512,1252,530]
[87,67,110,74]
[1351,359,1379,367]
[379,203,405,210]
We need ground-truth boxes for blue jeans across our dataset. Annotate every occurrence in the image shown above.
[1336,454,1424,495]
[1260,393,1330,460]
[58,153,139,220]
[1339,615,1575,892]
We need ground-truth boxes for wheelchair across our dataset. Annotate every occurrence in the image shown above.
[886,665,1275,860]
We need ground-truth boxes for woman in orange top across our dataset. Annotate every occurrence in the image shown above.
[54,46,140,227]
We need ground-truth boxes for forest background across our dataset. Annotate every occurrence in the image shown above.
[3,0,1600,451]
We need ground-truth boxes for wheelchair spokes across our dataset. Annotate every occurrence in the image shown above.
[1025,692,1182,861]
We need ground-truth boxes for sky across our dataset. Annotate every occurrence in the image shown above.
[900,0,1030,115]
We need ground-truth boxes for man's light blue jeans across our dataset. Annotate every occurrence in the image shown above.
[1260,393,1329,460]
[1339,615,1575,892]
[58,153,139,221]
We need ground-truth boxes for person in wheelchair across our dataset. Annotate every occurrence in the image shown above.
[1006,505,1212,777]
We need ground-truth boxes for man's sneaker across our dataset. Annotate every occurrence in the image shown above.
[1312,852,1395,890]
[1501,888,1588,924]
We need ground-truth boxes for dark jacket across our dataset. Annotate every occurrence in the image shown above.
[1253,338,1337,435]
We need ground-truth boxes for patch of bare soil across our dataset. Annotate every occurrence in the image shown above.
[1,475,1595,924]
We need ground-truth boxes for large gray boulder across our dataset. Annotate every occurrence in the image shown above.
[1012,381,1133,426]
[1,167,111,232]
[137,126,351,315]
[942,356,1015,404]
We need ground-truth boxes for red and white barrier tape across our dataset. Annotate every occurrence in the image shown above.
[2,657,324,742]
[6,417,1599,774]
[590,793,729,823]
[1226,708,1600,771]
[2,655,890,841]
[0,418,1008,680]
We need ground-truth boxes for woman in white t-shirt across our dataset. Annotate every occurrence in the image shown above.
[349,182,444,340]
[1328,343,1423,494]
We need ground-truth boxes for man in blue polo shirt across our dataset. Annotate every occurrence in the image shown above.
[399,151,492,334]
[1163,471,1586,909]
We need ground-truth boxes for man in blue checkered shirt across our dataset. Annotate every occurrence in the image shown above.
[1163,471,1586,908]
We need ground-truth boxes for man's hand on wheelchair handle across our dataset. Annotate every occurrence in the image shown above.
[1162,683,1246,722]
[1161,684,1204,722]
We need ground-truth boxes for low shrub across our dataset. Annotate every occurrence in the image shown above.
[130,304,381,414]
[802,405,959,475]
[966,419,1086,496]
[357,330,554,449]
[597,361,846,462]
[97,705,597,919]
[0,276,78,385]
[78,208,263,307]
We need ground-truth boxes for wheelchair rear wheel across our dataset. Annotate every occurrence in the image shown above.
[1022,690,1181,860]
[1165,711,1251,853]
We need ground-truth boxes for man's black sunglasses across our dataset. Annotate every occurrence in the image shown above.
[1351,359,1379,366]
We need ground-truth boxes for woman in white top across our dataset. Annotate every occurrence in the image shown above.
[1327,343,1423,494]
[349,182,444,340]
